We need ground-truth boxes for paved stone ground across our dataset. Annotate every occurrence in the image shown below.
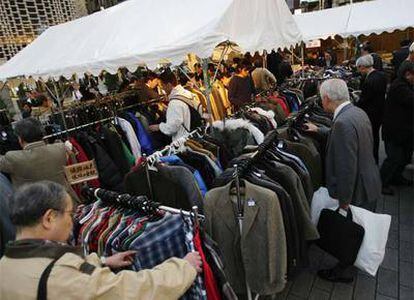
[275,144,414,300]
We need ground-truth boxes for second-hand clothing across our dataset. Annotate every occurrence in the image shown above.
[251,67,277,91]
[356,70,387,163]
[228,75,255,110]
[322,103,382,208]
[204,180,287,295]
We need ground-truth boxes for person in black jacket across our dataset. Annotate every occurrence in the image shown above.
[380,62,414,195]
[361,43,383,71]
[228,59,255,111]
[356,54,388,164]
[392,39,412,76]
[277,53,294,84]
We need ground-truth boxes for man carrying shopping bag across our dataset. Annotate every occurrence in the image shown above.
[305,79,382,283]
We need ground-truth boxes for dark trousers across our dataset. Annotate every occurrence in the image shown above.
[380,138,413,187]
[372,122,381,164]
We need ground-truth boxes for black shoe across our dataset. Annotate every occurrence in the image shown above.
[382,186,395,195]
[317,266,354,283]
[391,177,413,186]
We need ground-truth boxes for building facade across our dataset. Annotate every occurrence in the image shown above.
[85,0,125,14]
[0,0,87,63]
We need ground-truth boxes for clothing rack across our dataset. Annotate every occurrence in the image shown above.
[83,187,204,220]
[146,126,205,165]
[116,97,166,112]
[234,129,279,178]
[42,116,114,140]
[43,96,167,140]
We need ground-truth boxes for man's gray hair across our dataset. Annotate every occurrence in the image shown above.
[356,54,374,67]
[319,79,350,102]
[10,181,70,228]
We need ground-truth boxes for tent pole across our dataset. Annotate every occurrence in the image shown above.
[200,42,229,123]
[301,42,305,78]
[51,80,69,132]
[0,82,6,94]
[202,58,213,124]
[211,41,229,84]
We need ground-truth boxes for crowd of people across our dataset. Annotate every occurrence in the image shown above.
[0,38,413,298]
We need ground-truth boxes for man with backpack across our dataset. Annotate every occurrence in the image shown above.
[149,69,203,141]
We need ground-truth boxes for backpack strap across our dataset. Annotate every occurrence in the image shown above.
[36,255,96,300]
[170,95,200,133]
[37,258,59,300]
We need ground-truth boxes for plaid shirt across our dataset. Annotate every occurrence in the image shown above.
[129,213,187,270]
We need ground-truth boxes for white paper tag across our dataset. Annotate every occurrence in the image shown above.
[247,198,255,207]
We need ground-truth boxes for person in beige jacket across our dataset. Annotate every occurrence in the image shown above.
[0,181,201,300]
[251,59,277,92]
[0,117,79,201]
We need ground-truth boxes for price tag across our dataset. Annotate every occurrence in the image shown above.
[64,160,99,185]
[247,198,256,207]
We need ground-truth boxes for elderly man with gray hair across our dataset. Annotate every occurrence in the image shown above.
[306,79,382,283]
[0,181,202,299]
[355,54,387,164]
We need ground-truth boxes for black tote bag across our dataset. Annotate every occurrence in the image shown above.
[316,208,365,265]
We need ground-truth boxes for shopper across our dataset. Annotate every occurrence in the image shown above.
[355,54,388,164]
[380,62,414,195]
[320,50,337,69]
[0,181,201,300]
[228,59,255,110]
[34,94,54,123]
[251,59,277,92]
[361,43,383,71]
[392,39,412,75]
[133,71,160,102]
[397,42,414,77]
[194,63,204,85]
[0,173,14,258]
[306,79,382,283]
[0,118,78,201]
[21,102,32,119]
[149,70,203,141]
[277,53,294,84]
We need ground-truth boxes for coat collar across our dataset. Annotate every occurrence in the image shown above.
[215,180,260,240]
[4,239,83,259]
[334,102,352,121]
[23,141,46,150]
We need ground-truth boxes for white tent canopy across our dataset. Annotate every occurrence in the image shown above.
[294,0,414,41]
[0,0,302,80]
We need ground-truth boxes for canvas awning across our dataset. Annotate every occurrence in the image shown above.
[294,0,414,41]
[0,0,302,80]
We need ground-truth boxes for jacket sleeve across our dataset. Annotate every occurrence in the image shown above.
[0,154,13,174]
[265,69,277,85]
[228,78,237,104]
[330,121,358,205]
[52,254,197,300]
[159,101,185,136]
[395,85,414,109]
[317,126,330,138]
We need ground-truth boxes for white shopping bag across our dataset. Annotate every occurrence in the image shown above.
[311,187,391,276]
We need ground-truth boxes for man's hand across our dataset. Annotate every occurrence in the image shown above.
[148,124,160,132]
[104,251,136,269]
[184,252,202,273]
[339,203,350,210]
[304,122,319,133]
